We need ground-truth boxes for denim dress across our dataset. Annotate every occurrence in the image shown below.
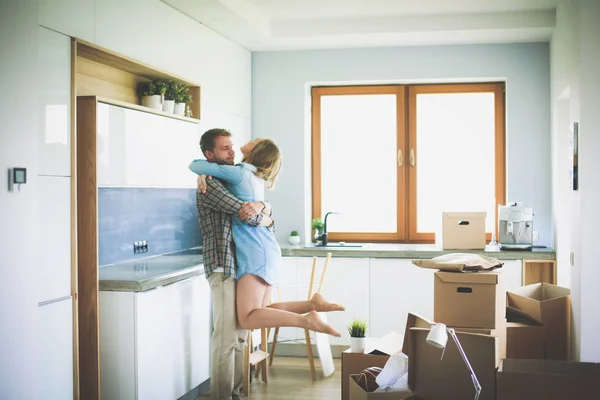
[189,160,282,285]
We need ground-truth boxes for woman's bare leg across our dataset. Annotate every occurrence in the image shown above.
[267,293,345,314]
[237,274,341,337]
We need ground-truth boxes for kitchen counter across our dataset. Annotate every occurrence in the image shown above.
[99,247,204,292]
[281,243,556,260]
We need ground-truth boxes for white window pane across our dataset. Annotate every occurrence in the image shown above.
[320,94,397,233]
[416,92,496,233]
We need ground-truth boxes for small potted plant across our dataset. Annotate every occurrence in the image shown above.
[173,83,192,116]
[139,80,161,110]
[312,218,324,243]
[348,319,367,353]
[288,230,301,245]
[162,79,177,113]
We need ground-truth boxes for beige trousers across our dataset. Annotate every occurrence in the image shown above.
[208,272,248,400]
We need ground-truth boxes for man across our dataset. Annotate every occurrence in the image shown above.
[195,128,273,400]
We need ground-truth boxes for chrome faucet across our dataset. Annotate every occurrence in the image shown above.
[318,211,339,245]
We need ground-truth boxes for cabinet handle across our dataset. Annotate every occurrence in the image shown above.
[397,149,403,167]
[410,149,415,167]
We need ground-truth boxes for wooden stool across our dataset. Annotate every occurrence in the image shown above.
[242,328,269,395]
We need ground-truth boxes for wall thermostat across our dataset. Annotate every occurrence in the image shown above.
[8,167,27,192]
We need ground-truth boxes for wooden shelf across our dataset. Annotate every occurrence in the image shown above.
[73,39,201,121]
[95,96,199,124]
[522,259,557,285]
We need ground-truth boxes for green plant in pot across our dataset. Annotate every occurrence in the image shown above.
[173,83,192,116]
[348,319,367,353]
[288,230,301,245]
[312,218,324,243]
[139,80,162,110]
[162,79,177,113]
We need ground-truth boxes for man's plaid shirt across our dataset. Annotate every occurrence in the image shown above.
[196,178,263,278]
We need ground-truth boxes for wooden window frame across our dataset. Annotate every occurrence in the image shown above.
[311,82,505,244]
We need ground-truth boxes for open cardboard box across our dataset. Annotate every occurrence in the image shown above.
[349,377,413,400]
[506,322,545,359]
[497,359,600,399]
[506,283,570,360]
[341,314,433,400]
[407,327,501,400]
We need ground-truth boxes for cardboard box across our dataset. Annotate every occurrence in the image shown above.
[349,378,413,400]
[342,314,433,400]
[407,327,500,400]
[497,359,600,399]
[434,270,505,329]
[439,212,486,250]
[455,319,507,361]
[506,283,570,360]
[506,322,546,359]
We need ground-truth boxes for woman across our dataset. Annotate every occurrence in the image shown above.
[189,138,343,337]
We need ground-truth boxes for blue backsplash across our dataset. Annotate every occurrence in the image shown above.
[98,187,201,266]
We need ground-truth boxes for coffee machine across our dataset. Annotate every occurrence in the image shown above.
[498,203,534,249]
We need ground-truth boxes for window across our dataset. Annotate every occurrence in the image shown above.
[311,83,505,243]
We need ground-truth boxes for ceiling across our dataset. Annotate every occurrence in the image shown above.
[162,0,559,51]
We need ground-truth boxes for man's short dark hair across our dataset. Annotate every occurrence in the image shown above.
[200,128,232,157]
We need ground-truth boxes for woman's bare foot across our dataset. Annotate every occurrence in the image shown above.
[305,310,341,337]
[311,292,345,312]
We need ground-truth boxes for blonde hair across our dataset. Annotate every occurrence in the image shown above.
[242,138,282,189]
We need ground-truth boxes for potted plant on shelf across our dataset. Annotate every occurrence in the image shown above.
[162,79,177,113]
[348,319,367,353]
[312,218,324,243]
[139,80,162,110]
[173,83,192,116]
[288,231,301,245]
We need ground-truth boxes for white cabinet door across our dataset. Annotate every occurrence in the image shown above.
[162,277,210,398]
[136,287,169,400]
[190,276,211,385]
[38,0,95,42]
[97,104,199,188]
[297,257,370,346]
[39,297,73,400]
[38,26,71,177]
[37,176,71,303]
[502,260,523,292]
[369,259,436,339]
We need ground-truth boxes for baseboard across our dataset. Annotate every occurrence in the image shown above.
[267,342,346,359]
[178,378,210,400]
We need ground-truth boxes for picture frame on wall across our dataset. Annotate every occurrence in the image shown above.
[570,122,579,191]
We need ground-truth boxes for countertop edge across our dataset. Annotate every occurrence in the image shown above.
[99,264,205,293]
[280,247,556,260]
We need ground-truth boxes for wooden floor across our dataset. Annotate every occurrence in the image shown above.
[197,356,341,399]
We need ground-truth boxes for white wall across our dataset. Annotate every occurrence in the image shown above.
[0,0,251,398]
[0,1,41,398]
[252,43,552,245]
[551,0,600,362]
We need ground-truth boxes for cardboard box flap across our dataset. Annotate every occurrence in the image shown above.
[506,306,543,325]
[506,283,571,325]
[349,378,413,399]
[501,359,600,376]
[366,331,404,356]
[509,283,570,301]
[402,313,435,357]
[435,270,501,285]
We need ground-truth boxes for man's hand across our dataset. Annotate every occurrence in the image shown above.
[197,175,212,193]
[239,201,264,220]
